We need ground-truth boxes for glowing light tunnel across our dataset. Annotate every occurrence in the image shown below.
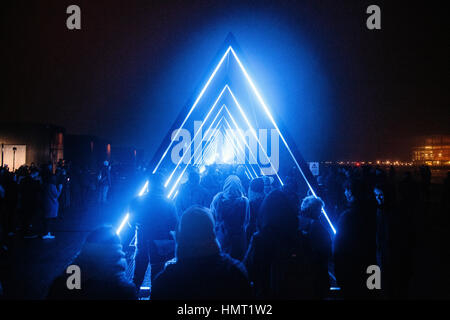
[153,47,233,174]
[165,83,285,199]
[193,111,257,180]
[222,104,268,179]
[167,105,229,198]
[221,116,259,178]
[164,87,228,188]
[151,43,336,234]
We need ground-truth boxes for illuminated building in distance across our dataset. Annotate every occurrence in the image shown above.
[412,135,450,166]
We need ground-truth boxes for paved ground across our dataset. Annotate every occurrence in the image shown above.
[0,201,131,299]
[0,185,448,300]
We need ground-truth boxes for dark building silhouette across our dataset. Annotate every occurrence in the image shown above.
[0,122,64,170]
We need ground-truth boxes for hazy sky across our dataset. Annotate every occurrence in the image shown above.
[3,0,449,161]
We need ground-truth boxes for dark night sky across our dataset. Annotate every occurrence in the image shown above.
[3,0,449,162]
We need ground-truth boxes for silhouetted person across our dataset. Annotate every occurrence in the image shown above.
[235,165,250,196]
[47,226,136,300]
[334,179,377,299]
[19,168,41,238]
[42,175,62,239]
[200,165,221,205]
[56,166,70,215]
[131,173,178,290]
[245,177,265,241]
[175,167,209,217]
[97,161,111,204]
[261,175,275,195]
[2,171,18,237]
[151,206,252,300]
[210,175,249,261]
[299,196,332,299]
[373,184,398,298]
[244,190,319,299]
[282,176,300,212]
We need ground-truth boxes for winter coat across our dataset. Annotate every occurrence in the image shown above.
[334,204,377,298]
[244,230,320,299]
[151,253,251,300]
[131,190,178,242]
[175,182,210,216]
[47,242,136,300]
[210,192,249,261]
[43,182,62,219]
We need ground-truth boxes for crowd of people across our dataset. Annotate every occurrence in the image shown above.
[42,162,449,300]
[0,160,112,245]
[1,159,449,300]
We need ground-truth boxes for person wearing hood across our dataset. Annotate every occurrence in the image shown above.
[97,160,111,204]
[261,175,275,195]
[42,174,62,239]
[244,189,319,299]
[235,165,250,196]
[151,206,251,300]
[210,175,250,261]
[245,177,265,241]
[47,226,136,300]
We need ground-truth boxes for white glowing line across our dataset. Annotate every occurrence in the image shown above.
[169,120,224,198]
[152,44,335,233]
[200,122,222,166]
[116,213,129,235]
[222,116,259,178]
[195,120,222,168]
[164,88,228,187]
[202,106,226,148]
[229,48,335,234]
[196,134,216,167]
[222,117,257,179]
[153,47,232,174]
[226,86,283,186]
[167,115,225,198]
[193,117,222,168]
[138,180,149,196]
[220,129,235,162]
[222,107,257,171]
[117,180,148,235]
[222,127,255,179]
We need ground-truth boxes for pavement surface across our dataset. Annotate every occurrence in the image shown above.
[0,185,448,300]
